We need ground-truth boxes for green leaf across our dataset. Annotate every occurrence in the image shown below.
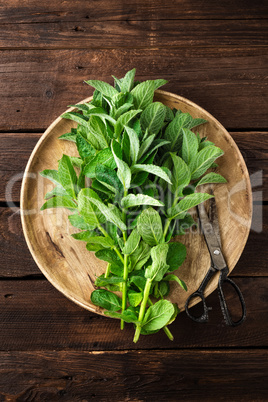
[71,230,95,241]
[124,126,140,165]
[95,275,124,287]
[166,242,187,271]
[69,157,83,168]
[95,249,123,266]
[95,164,123,194]
[76,134,95,159]
[114,109,142,138]
[120,68,136,93]
[163,274,187,291]
[181,128,199,164]
[40,196,77,211]
[111,140,132,190]
[122,228,141,255]
[40,169,61,185]
[128,290,143,307]
[78,188,106,227]
[121,194,164,209]
[86,243,104,252]
[85,80,118,98]
[138,139,171,164]
[87,116,110,150]
[114,103,133,120]
[142,299,175,331]
[168,192,214,220]
[195,172,227,187]
[83,148,116,178]
[130,275,147,291]
[163,112,193,151]
[131,164,172,185]
[137,207,163,246]
[58,155,78,199]
[145,243,169,282]
[83,236,114,248]
[68,214,95,231]
[153,79,168,90]
[61,112,88,127]
[58,131,77,142]
[90,289,122,312]
[189,117,207,129]
[131,80,155,110]
[170,153,191,195]
[140,102,166,134]
[137,134,156,160]
[44,185,68,200]
[129,241,151,271]
[104,308,138,323]
[86,196,127,232]
[189,146,224,180]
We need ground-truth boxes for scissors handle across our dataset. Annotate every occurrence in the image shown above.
[185,266,216,323]
[218,267,246,327]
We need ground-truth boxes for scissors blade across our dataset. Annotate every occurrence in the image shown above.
[197,200,227,271]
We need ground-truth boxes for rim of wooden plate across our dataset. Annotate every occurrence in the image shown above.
[20,89,252,315]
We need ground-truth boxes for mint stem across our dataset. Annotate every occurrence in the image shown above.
[133,278,152,343]
[121,254,128,330]
[104,263,111,279]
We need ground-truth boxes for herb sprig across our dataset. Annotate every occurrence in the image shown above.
[40,69,226,342]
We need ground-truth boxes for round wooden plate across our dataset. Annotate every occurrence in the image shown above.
[21,90,252,315]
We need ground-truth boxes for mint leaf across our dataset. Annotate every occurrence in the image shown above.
[68,214,95,231]
[58,155,78,199]
[111,140,131,190]
[168,192,214,220]
[122,229,141,255]
[78,188,106,227]
[131,80,155,110]
[163,274,187,291]
[131,164,172,185]
[61,112,88,127]
[86,196,127,232]
[145,243,169,282]
[128,290,143,307]
[120,68,136,93]
[195,172,227,187]
[140,102,166,134]
[153,79,168,90]
[40,169,61,185]
[40,196,77,211]
[95,164,123,194]
[85,79,118,98]
[182,128,199,164]
[121,193,164,209]
[114,109,142,138]
[76,134,96,159]
[87,116,110,150]
[170,153,191,195]
[166,242,187,271]
[124,126,140,165]
[142,299,175,331]
[137,207,163,246]
[83,148,116,178]
[90,289,122,312]
[189,146,224,180]
[129,241,151,271]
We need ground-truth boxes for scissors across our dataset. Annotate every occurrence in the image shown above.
[185,195,246,327]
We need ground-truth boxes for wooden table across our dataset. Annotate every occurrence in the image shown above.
[0,1,267,400]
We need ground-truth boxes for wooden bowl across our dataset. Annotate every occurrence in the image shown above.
[20,90,252,315]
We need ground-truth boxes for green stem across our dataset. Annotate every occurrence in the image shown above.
[133,278,152,343]
[163,219,171,241]
[147,298,174,341]
[121,254,128,330]
[114,246,124,264]
[104,263,111,279]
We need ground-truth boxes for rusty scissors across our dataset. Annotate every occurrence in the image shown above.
[185,196,246,327]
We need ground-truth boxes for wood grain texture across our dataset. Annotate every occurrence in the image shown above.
[1,278,267,350]
[1,132,267,202]
[1,0,267,22]
[0,349,268,401]
[20,91,252,316]
[0,20,267,49]
[0,48,267,130]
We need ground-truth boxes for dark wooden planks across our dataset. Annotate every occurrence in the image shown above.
[0,20,267,49]
[1,132,267,202]
[0,349,268,401]
[1,0,268,23]
[0,49,267,130]
[0,205,267,278]
[0,277,268,350]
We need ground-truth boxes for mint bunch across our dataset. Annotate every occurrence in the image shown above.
[40,69,226,342]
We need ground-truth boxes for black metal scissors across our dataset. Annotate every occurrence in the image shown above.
[185,195,246,327]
